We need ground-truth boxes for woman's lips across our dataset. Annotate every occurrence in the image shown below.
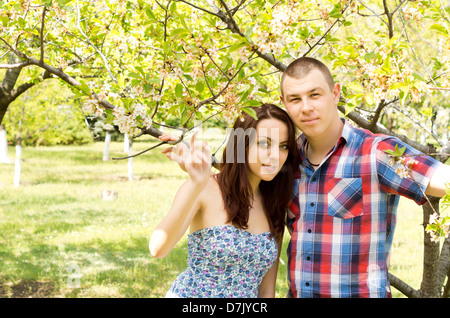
[261,164,278,174]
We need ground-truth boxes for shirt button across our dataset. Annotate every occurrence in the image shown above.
[307,229,312,233]
[305,282,310,287]
[312,177,317,182]
[310,202,315,207]
[306,256,311,261]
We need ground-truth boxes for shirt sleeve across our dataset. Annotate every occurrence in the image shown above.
[376,137,442,205]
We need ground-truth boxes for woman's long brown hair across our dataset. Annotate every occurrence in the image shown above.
[214,103,299,241]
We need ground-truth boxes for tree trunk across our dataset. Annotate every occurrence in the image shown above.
[103,131,111,161]
[437,237,450,297]
[0,56,22,124]
[420,196,442,297]
[0,125,11,163]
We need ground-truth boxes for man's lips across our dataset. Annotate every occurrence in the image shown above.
[301,118,318,124]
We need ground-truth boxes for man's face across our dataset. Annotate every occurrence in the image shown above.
[280,69,341,139]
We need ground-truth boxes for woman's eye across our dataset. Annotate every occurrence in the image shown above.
[280,144,288,150]
[258,140,269,147]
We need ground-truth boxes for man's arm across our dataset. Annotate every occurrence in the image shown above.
[425,163,450,197]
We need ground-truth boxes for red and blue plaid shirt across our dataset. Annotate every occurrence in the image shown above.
[287,120,441,298]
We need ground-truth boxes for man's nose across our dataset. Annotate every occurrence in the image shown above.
[301,98,314,112]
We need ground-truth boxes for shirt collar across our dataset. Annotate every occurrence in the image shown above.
[340,118,353,145]
[297,118,353,165]
[298,118,352,148]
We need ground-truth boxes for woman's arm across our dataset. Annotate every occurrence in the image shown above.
[149,179,204,258]
[425,164,450,197]
[149,132,211,258]
[258,236,283,298]
[258,257,280,298]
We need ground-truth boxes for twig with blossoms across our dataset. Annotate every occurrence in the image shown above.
[386,145,450,242]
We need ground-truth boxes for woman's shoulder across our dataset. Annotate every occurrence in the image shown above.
[199,175,221,199]
[178,175,220,202]
[189,175,227,231]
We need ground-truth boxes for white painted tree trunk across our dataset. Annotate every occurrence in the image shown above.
[14,144,21,187]
[124,134,129,153]
[127,137,133,181]
[0,126,11,164]
[103,131,111,161]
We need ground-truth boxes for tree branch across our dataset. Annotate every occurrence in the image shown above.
[382,0,394,38]
[338,104,431,154]
[369,99,386,130]
[0,61,32,69]
[389,273,422,298]
[390,103,442,147]
[40,6,46,63]
[76,0,117,83]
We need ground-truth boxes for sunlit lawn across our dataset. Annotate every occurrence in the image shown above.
[0,134,425,298]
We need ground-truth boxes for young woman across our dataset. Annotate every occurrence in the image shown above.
[149,103,299,298]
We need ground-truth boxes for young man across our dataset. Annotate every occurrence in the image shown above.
[280,57,450,298]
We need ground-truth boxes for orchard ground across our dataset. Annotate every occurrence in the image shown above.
[0,130,432,298]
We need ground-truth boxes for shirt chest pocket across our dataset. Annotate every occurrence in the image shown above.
[326,178,364,219]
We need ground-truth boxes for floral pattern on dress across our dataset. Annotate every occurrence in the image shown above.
[166,225,278,298]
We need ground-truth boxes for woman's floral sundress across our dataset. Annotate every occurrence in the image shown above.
[166,225,278,298]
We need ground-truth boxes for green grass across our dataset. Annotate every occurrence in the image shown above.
[0,136,425,298]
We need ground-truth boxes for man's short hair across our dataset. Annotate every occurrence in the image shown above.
[280,57,335,97]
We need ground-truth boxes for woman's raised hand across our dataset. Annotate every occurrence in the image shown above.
[160,132,211,186]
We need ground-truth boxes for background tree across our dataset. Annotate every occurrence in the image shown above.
[4,80,91,146]
[0,0,449,297]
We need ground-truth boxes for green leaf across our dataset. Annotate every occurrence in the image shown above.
[384,144,406,157]
[430,24,448,35]
[229,41,247,52]
[426,224,440,232]
[77,81,91,95]
[195,81,204,93]
[245,26,253,41]
[0,15,9,26]
[246,100,261,107]
[131,79,141,87]
[388,34,401,47]
[128,72,142,79]
[169,1,177,14]
[347,81,364,92]
[364,52,378,60]
[382,58,392,73]
[240,106,258,120]
[135,66,145,77]
[171,28,190,37]
[329,6,343,19]
[420,107,433,117]
[175,83,183,98]
[145,7,156,20]
[56,0,72,7]
[389,82,406,90]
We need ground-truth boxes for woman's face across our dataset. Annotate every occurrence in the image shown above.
[247,118,290,183]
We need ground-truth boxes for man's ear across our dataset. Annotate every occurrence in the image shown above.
[333,82,341,105]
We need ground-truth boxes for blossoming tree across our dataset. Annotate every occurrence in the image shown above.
[0,0,449,297]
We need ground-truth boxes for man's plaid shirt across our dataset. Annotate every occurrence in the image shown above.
[287,120,441,298]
